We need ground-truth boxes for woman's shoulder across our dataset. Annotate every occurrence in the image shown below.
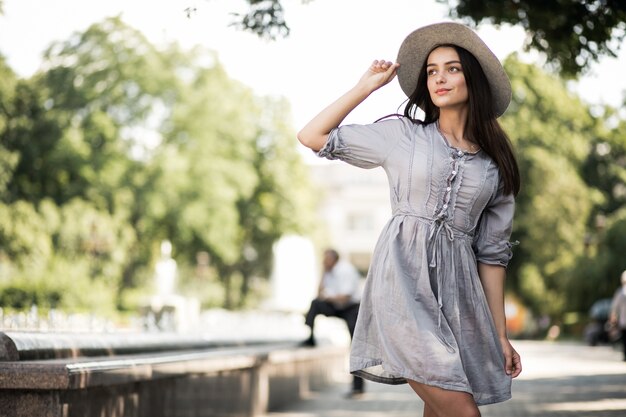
[372,114,430,135]
[373,114,421,126]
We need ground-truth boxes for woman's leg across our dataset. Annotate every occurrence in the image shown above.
[408,379,480,417]
[423,403,440,417]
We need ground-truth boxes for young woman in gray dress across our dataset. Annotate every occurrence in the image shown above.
[297,22,522,416]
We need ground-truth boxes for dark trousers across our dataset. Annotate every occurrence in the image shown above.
[304,298,364,392]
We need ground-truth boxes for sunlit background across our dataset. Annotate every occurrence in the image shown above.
[0,0,625,344]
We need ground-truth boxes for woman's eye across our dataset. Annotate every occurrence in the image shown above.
[427,69,437,76]
[449,66,461,73]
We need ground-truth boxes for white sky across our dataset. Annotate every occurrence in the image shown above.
[0,0,624,131]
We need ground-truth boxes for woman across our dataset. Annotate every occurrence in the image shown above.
[297,22,522,416]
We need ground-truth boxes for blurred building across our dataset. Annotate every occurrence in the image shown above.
[308,161,391,274]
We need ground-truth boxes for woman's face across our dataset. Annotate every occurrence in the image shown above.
[426,46,468,112]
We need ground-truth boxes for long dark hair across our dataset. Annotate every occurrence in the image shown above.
[403,44,520,196]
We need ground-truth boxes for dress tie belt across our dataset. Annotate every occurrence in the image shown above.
[427,216,457,353]
[392,210,473,354]
[427,216,454,267]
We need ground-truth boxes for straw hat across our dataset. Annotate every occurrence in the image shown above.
[396,22,511,117]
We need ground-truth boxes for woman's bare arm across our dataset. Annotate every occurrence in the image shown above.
[296,60,399,151]
[478,262,522,378]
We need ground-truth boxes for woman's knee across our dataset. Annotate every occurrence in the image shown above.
[460,409,481,417]
[408,380,480,417]
[425,406,479,417]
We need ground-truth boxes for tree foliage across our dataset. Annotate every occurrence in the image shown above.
[229,0,292,40]
[582,117,626,215]
[0,17,316,313]
[501,55,626,321]
[568,115,626,312]
[438,0,626,76]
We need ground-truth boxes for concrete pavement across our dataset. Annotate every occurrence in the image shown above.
[262,340,626,417]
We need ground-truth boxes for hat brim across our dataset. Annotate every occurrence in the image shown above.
[396,22,511,118]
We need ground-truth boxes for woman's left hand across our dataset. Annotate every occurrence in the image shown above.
[357,60,400,93]
[500,337,522,378]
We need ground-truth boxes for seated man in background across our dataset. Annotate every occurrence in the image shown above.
[302,248,364,397]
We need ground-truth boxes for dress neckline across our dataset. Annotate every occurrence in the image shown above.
[434,122,481,155]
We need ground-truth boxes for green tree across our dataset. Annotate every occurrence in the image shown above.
[2,17,173,213]
[438,0,626,76]
[229,0,292,40]
[0,17,317,312]
[502,56,603,318]
[0,18,171,308]
[0,55,19,199]
[142,59,260,307]
[567,209,626,314]
[582,117,626,216]
[145,48,315,308]
[568,115,626,312]
[231,96,316,307]
[501,56,626,324]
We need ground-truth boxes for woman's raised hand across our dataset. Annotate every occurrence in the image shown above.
[358,59,400,92]
[297,60,399,151]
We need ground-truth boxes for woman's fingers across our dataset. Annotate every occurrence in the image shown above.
[502,339,522,378]
[358,59,399,92]
[505,348,513,375]
[370,60,396,72]
[510,349,523,378]
[505,347,522,378]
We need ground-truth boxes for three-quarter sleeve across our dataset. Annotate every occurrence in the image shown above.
[473,180,516,268]
[316,117,409,169]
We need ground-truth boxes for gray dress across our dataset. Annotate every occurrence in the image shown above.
[317,117,515,405]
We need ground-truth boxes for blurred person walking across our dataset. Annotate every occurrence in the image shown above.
[610,270,626,360]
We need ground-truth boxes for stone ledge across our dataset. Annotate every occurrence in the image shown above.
[0,332,348,417]
[0,331,290,361]
[0,341,345,390]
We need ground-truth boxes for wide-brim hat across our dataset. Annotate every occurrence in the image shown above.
[396,22,511,117]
